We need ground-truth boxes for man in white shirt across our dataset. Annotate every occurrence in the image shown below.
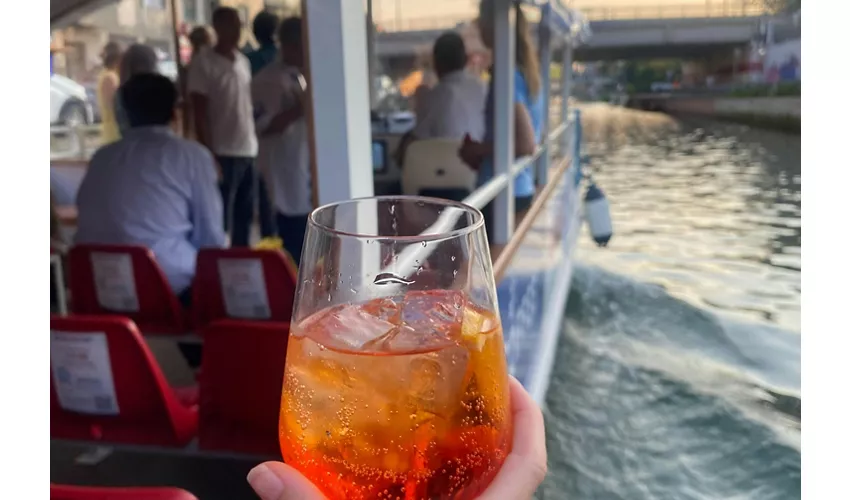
[395,32,487,166]
[252,17,311,264]
[188,6,259,247]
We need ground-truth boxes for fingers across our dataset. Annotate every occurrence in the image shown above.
[479,376,548,500]
[247,462,327,500]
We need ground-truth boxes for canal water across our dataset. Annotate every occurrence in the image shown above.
[537,104,801,500]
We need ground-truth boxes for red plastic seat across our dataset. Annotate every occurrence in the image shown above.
[50,315,198,447]
[68,244,189,334]
[192,248,298,329]
[51,484,198,500]
[198,320,290,456]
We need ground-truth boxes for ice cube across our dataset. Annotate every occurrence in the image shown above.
[400,290,465,346]
[407,344,470,418]
[360,296,402,323]
[313,303,398,350]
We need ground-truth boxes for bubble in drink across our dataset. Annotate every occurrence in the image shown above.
[280,290,511,500]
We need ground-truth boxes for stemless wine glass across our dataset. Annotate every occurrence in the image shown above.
[279,196,512,500]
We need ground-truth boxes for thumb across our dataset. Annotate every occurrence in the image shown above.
[247,462,327,500]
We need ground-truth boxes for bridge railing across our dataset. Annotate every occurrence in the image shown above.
[374,1,769,33]
[376,15,467,33]
[580,2,769,21]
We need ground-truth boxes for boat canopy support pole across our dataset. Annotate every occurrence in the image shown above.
[366,0,378,110]
[560,41,572,154]
[491,0,516,246]
[303,0,375,206]
[536,6,552,187]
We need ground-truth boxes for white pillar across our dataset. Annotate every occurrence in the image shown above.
[366,0,378,109]
[491,0,515,246]
[303,0,374,206]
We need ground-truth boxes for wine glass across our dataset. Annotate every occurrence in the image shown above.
[279,196,511,500]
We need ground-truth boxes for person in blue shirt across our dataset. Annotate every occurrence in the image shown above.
[76,73,227,301]
[246,10,280,75]
[76,73,226,368]
[459,0,544,241]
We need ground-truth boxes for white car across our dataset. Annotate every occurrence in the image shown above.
[50,74,94,126]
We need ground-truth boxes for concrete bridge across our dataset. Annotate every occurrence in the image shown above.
[575,16,765,61]
[375,8,796,65]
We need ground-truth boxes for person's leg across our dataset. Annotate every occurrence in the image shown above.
[258,176,277,239]
[278,213,309,265]
[231,157,256,247]
[175,286,203,369]
[217,156,237,234]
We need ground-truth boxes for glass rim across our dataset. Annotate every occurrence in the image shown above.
[308,195,485,242]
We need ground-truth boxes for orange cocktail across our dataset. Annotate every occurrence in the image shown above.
[280,289,511,500]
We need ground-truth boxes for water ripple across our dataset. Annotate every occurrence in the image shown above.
[538,105,800,500]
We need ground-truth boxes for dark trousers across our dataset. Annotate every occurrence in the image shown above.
[257,177,277,239]
[217,156,256,247]
[177,287,203,369]
[276,212,309,265]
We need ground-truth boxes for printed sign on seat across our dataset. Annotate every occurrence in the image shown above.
[193,248,298,328]
[50,315,198,447]
[68,245,190,334]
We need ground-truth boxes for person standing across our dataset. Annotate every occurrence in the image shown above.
[97,42,123,145]
[188,7,258,247]
[189,26,212,57]
[246,11,280,75]
[183,26,212,139]
[458,0,543,238]
[395,31,487,166]
[245,10,281,241]
[114,44,160,136]
[251,17,310,263]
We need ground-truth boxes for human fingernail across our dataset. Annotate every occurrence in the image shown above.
[247,464,285,499]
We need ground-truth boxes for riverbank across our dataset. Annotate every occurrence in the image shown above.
[627,95,801,134]
[667,96,800,133]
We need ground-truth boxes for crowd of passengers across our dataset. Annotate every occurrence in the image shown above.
[54,0,545,319]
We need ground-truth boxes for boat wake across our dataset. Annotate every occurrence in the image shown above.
[536,264,801,500]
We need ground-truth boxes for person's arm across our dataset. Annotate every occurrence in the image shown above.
[187,60,212,151]
[100,72,118,112]
[513,101,537,158]
[261,101,304,137]
[190,149,228,249]
[458,102,537,170]
[190,93,210,150]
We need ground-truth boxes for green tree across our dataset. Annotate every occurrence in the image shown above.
[749,0,800,13]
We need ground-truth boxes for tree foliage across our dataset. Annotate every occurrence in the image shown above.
[749,0,800,13]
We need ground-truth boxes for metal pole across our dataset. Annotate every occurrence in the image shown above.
[535,5,552,187]
[560,42,572,156]
[491,0,515,246]
[366,0,378,109]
